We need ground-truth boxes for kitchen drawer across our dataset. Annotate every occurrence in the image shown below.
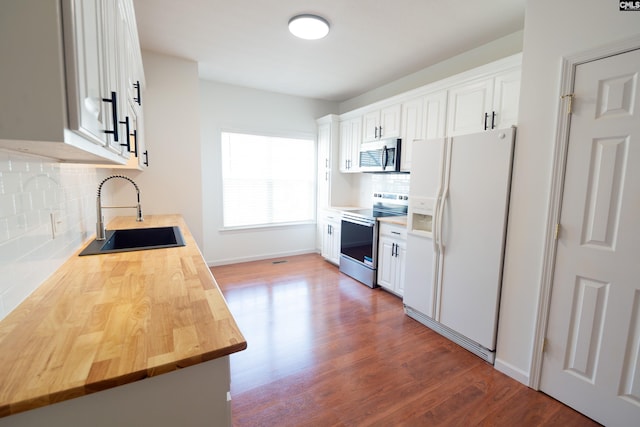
[379,222,407,240]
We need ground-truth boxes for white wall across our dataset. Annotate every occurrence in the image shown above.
[0,150,109,319]
[494,0,640,385]
[200,81,337,265]
[111,51,204,247]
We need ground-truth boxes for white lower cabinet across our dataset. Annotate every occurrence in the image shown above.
[377,222,407,296]
[320,210,341,265]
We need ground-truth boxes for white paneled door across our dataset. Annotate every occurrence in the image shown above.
[541,48,640,426]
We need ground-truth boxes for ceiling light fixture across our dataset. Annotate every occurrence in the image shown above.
[288,14,330,40]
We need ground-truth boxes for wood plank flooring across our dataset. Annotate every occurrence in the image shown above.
[211,254,600,427]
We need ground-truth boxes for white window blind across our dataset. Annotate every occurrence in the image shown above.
[221,132,316,228]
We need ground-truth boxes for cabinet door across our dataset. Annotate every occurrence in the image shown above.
[339,117,362,173]
[101,0,126,154]
[321,216,340,265]
[329,220,341,264]
[395,241,407,296]
[377,237,396,290]
[317,123,331,210]
[65,0,110,147]
[400,97,424,172]
[363,111,380,141]
[446,78,493,136]
[424,90,447,140]
[380,104,401,139]
[492,69,521,129]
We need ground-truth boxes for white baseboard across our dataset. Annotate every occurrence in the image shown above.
[494,357,530,386]
[207,249,318,267]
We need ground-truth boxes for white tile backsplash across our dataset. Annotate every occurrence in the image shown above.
[351,173,411,207]
[0,149,110,320]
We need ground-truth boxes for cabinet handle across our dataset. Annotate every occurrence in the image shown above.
[119,116,131,151]
[391,231,401,235]
[374,126,378,139]
[491,111,496,129]
[484,112,489,131]
[102,91,119,142]
[143,150,149,166]
[133,81,142,106]
[131,129,138,156]
[379,126,383,137]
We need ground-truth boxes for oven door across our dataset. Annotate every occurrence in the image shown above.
[340,216,377,268]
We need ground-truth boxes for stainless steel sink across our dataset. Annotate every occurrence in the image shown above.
[79,226,185,256]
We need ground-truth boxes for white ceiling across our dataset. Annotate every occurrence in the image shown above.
[132,0,525,102]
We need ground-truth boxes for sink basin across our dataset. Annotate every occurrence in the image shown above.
[79,226,185,256]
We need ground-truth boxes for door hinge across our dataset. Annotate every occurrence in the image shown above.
[561,93,574,114]
[542,338,549,353]
[554,223,560,240]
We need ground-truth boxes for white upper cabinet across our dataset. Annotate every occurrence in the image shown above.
[339,55,520,172]
[339,116,362,173]
[491,68,521,130]
[316,115,353,209]
[317,121,332,211]
[363,104,401,142]
[65,0,110,148]
[400,90,447,172]
[0,0,144,164]
[446,67,521,136]
[399,97,424,172]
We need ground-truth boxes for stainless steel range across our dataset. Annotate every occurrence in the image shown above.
[339,192,408,287]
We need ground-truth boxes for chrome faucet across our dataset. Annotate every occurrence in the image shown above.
[96,175,143,240]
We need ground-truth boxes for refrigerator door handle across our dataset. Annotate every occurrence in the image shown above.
[437,139,453,253]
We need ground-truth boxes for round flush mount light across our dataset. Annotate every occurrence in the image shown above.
[288,14,330,40]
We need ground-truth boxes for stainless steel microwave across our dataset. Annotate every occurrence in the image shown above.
[359,138,402,172]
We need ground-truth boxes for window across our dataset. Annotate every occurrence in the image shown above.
[221,132,316,228]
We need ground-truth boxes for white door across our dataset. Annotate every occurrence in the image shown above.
[541,48,640,427]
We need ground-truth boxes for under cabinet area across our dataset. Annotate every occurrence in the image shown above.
[377,222,407,296]
[0,0,145,165]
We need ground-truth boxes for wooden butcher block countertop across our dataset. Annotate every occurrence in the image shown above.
[0,215,247,418]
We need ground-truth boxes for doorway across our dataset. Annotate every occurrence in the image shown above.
[539,46,640,426]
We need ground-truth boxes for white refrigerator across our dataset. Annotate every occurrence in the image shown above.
[403,127,515,363]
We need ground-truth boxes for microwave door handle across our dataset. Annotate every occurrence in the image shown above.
[382,145,388,170]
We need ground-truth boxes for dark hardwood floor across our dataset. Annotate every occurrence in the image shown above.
[212,254,599,427]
